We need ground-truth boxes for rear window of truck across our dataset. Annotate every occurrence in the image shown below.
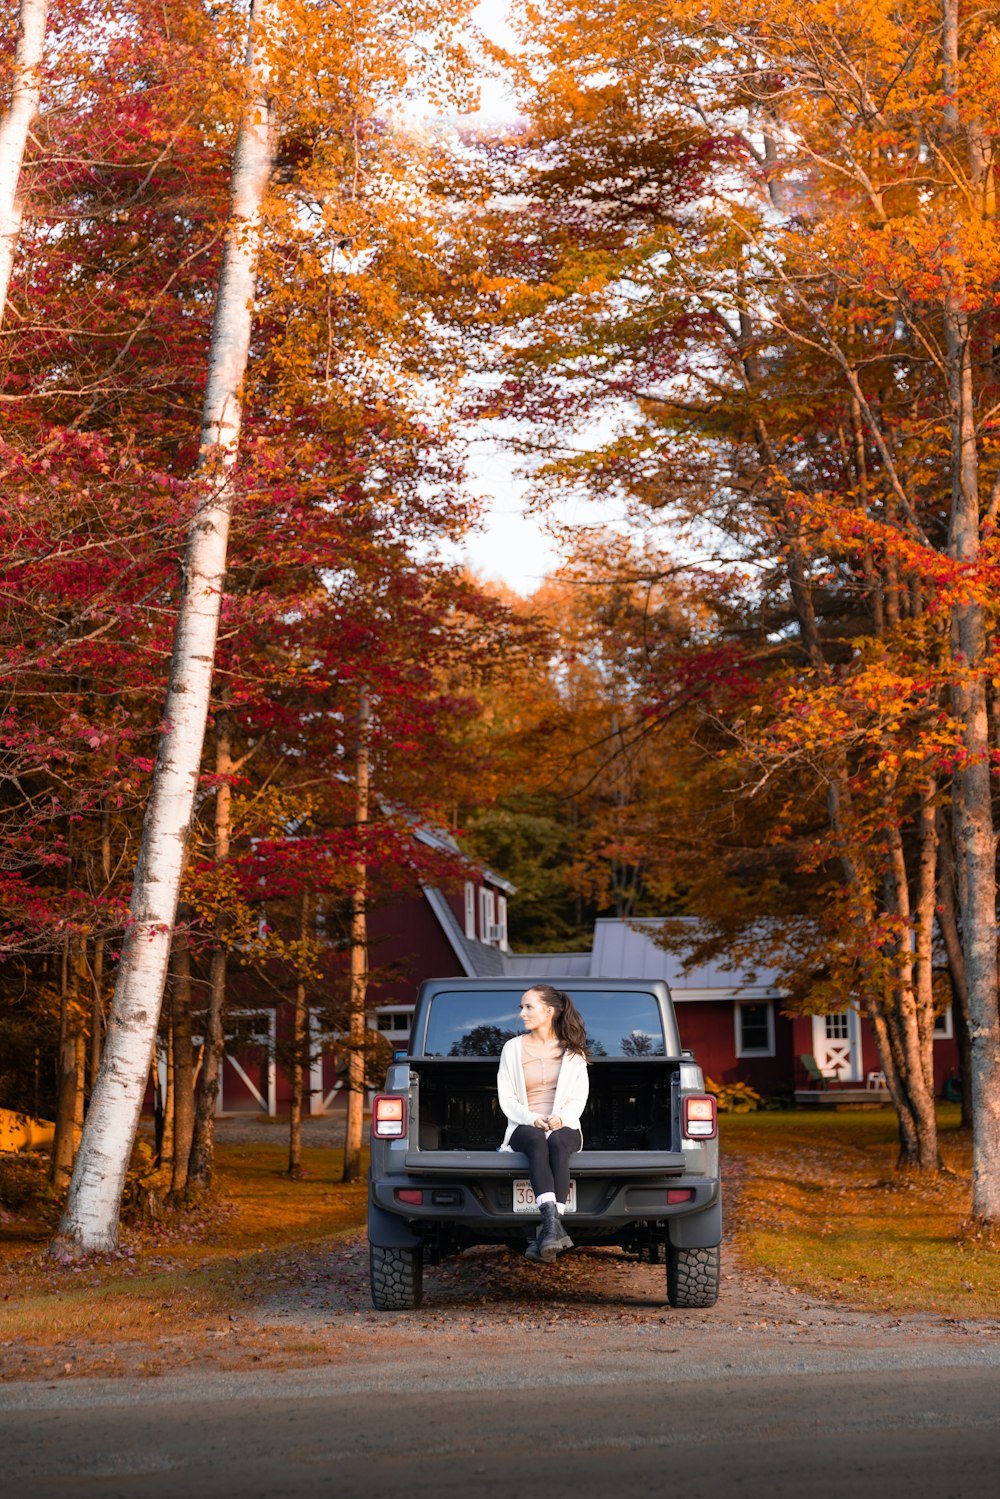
[421,990,666,1058]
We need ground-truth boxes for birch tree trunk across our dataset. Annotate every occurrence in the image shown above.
[343,686,371,1184]
[53,1,278,1252]
[941,0,1000,1223]
[0,0,48,324]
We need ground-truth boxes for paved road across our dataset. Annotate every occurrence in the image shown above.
[3,1352,1000,1498]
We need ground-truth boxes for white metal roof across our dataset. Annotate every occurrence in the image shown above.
[502,951,593,978]
[497,919,783,999]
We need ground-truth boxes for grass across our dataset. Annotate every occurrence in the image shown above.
[0,1140,369,1377]
[721,1103,1000,1317]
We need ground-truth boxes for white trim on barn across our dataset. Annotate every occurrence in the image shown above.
[219,1008,277,1114]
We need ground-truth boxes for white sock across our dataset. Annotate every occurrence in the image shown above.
[556,1203,566,1215]
[536,1191,556,1206]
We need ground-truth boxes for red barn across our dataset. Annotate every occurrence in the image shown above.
[500,918,959,1104]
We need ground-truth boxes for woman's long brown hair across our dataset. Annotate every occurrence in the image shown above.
[525,985,589,1058]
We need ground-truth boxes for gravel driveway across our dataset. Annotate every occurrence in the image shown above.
[173,1115,1000,1391]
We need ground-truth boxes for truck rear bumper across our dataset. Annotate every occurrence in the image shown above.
[369,1169,721,1247]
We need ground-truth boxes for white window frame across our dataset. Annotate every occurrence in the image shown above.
[464,881,476,940]
[496,894,509,952]
[479,886,494,943]
[933,1008,954,1040]
[734,999,775,1058]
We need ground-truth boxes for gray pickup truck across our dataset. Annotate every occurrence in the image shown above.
[367,976,722,1311]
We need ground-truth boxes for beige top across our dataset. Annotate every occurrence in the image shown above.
[521,1035,565,1119]
[497,1038,590,1149]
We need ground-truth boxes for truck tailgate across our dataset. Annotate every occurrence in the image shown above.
[403,1149,687,1176]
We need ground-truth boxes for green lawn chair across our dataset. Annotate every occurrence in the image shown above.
[799,1053,838,1089]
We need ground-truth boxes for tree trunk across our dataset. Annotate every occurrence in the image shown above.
[51,942,86,1191]
[941,0,1000,1221]
[159,1013,175,1173]
[88,807,112,1093]
[936,807,973,1127]
[877,822,939,1170]
[187,711,234,1193]
[913,783,939,1105]
[0,0,48,323]
[169,929,196,1199]
[54,2,277,1252]
[288,894,310,1179]
[187,949,226,1191]
[867,991,919,1162]
[343,686,371,1184]
[89,937,105,1094]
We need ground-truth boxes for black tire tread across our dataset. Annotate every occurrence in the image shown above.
[370,1243,423,1311]
[666,1243,720,1308]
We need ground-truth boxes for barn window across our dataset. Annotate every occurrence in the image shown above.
[735,1000,775,1057]
[464,882,476,940]
[933,1009,953,1040]
[479,886,495,942]
[825,1011,850,1042]
[496,894,509,951]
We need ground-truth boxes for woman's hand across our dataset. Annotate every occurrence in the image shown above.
[532,1116,548,1129]
[546,1115,562,1131]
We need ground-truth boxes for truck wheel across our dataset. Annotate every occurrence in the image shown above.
[369,1242,423,1311]
[666,1244,720,1308]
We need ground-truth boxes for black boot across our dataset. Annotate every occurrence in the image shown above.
[537,1201,572,1263]
[524,1223,543,1261]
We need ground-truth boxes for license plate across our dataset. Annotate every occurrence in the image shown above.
[513,1179,577,1213]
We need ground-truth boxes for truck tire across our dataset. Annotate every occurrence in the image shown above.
[666,1243,720,1308]
[370,1242,423,1311]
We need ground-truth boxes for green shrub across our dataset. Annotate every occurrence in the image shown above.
[705,1076,762,1113]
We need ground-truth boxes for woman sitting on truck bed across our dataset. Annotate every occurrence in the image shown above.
[497,985,589,1263]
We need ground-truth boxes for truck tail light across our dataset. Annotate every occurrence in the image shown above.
[373,1094,407,1139]
[683,1095,717,1140]
[667,1188,693,1204]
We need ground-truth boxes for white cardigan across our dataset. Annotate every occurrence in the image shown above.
[496,1036,589,1151]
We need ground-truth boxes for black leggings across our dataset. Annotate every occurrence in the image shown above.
[510,1124,582,1204]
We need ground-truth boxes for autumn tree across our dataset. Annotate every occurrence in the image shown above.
[0,0,503,1244]
[463,0,1000,1189]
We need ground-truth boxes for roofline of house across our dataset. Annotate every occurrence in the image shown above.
[421,886,477,977]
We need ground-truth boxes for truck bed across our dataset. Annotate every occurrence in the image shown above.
[408,1057,679,1153]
